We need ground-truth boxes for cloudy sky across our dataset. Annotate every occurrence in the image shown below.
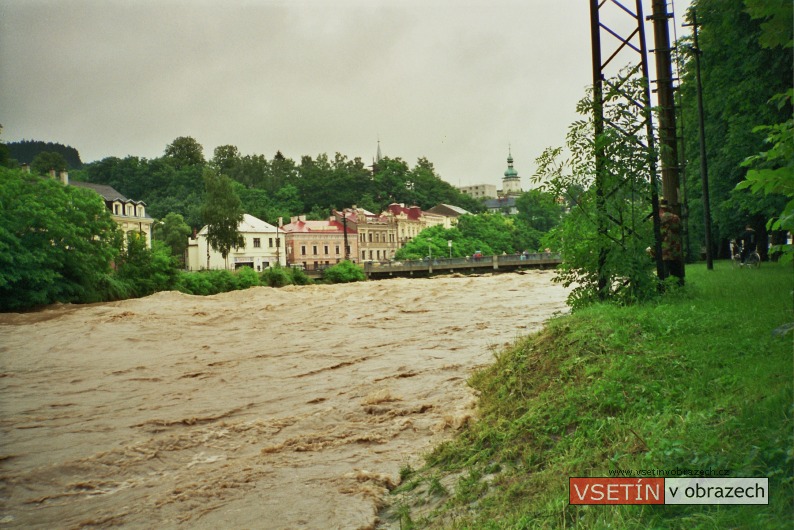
[0,0,691,188]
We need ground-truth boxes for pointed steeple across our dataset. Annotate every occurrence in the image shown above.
[504,145,518,179]
[376,138,383,163]
[501,144,522,197]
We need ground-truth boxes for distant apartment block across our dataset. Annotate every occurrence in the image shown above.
[458,184,497,199]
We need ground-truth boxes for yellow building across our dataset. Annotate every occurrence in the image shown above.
[66,172,154,247]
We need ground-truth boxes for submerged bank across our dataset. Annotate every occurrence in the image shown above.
[379,262,793,529]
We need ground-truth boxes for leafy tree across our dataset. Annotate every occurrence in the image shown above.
[31,151,69,175]
[734,2,793,262]
[678,0,792,258]
[395,225,479,260]
[200,168,244,267]
[456,213,516,254]
[211,144,240,175]
[514,189,565,251]
[536,75,658,308]
[373,157,414,207]
[164,136,205,169]
[115,235,179,296]
[0,168,120,310]
[154,212,192,266]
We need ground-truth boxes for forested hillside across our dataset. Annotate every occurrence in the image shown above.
[72,137,484,229]
[7,140,83,169]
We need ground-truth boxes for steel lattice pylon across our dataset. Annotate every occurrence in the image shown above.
[589,0,685,290]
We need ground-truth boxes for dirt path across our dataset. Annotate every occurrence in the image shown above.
[0,272,567,529]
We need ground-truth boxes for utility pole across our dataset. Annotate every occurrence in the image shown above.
[342,210,350,261]
[650,0,685,283]
[589,0,608,299]
[684,10,714,270]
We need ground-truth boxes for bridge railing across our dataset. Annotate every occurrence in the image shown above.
[363,253,561,274]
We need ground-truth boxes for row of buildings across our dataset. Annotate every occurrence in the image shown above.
[39,167,469,272]
[40,146,526,272]
[186,203,470,271]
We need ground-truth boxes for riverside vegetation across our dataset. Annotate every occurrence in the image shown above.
[382,262,793,529]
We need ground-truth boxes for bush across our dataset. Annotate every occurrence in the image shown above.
[235,266,260,289]
[204,269,238,293]
[115,237,179,297]
[176,271,214,295]
[288,266,313,285]
[322,260,366,284]
[260,266,292,287]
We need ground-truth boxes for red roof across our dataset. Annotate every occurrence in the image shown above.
[387,203,423,220]
[281,219,357,234]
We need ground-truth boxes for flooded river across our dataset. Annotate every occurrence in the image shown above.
[0,272,567,529]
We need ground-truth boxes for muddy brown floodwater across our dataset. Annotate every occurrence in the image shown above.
[0,272,568,529]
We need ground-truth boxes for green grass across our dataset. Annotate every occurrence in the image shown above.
[384,261,793,529]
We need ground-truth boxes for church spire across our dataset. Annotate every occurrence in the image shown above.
[501,144,522,197]
[376,138,383,163]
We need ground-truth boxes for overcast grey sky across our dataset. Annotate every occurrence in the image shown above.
[0,0,691,188]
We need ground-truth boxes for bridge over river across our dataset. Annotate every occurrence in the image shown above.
[361,252,561,279]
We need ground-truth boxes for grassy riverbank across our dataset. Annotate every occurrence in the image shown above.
[383,261,793,529]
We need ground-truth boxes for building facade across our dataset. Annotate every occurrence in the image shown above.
[281,216,358,270]
[67,172,154,247]
[187,214,285,270]
[334,207,398,262]
[458,184,497,199]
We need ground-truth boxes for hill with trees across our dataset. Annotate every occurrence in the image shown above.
[6,140,83,169]
[69,138,485,231]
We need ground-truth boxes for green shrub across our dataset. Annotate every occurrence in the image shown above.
[204,269,238,293]
[288,266,313,285]
[235,266,260,288]
[260,266,292,287]
[322,260,366,284]
[176,271,213,295]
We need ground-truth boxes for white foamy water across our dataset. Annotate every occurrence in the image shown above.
[0,272,567,529]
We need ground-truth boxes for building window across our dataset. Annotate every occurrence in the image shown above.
[114,204,119,215]
[361,250,366,260]
[368,233,373,243]
[269,238,274,247]
[301,245,306,255]
[324,245,329,255]
[313,245,318,255]
[335,245,340,255]
[369,250,373,260]
[253,238,261,248]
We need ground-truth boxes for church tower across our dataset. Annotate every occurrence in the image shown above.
[501,146,522,196]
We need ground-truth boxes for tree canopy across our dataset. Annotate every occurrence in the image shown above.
[200,168,244,264]
[0,167,120,310]
[678,0,792,258]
